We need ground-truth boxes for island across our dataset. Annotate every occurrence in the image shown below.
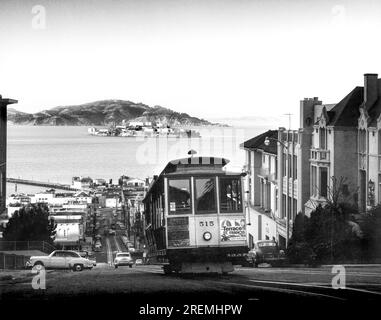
[7,100,225,128]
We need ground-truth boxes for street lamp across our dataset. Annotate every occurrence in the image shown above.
[264,136,290,248]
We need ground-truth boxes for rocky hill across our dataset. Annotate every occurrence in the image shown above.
[7,100,219,126]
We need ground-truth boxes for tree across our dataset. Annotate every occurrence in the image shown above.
[287,176,362,264]
[3,204,56,243]
[286,212,316,264]
[360,206,381,261]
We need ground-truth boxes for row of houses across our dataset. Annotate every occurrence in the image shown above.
[242,73,381,249]
[5,190,93,248]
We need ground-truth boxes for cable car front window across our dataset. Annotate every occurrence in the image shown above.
[195,178,217,214]
[220,177,242,213]
[168,179,191,214]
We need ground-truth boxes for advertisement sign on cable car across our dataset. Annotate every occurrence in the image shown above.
[220,219,246,241]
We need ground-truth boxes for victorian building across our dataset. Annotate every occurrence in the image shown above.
[357,74,381,211]
[242,74,370,247]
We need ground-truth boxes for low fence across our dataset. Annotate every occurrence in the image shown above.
[0,252,29,270]
[0,241,56,254]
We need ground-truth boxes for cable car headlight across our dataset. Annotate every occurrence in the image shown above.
[203,231,212,241]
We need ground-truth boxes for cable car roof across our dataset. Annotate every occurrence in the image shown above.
[162,156,229,174]
[144,156,234,200]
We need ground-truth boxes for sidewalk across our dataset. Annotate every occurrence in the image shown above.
[0,269,33,282]
[321,264,381,268]
[0,269,55,282]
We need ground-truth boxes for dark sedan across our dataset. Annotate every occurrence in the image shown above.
[246,240,285,267]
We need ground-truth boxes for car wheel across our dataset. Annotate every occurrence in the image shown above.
[163,265,172,275]
[73,264,83,272]
[33,261,44,270]
[114,265,118,269]
[129,264,132,268]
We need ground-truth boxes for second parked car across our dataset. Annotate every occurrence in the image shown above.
[246,240,285,267]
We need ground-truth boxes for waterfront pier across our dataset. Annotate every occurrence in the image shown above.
[6,178,80,191]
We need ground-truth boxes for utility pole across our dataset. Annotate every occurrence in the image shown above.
[92,198,97,238]
[283,113,293,130]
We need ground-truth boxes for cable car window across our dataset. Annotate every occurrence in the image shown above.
[220,177,242,212]
[195,178,217,214]
[168,179,192,214]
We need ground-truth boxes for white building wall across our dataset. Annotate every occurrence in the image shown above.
[246,207,277,243]
[30,193,55,204]
[105,198,121,208]
[7,206,21,217]
[55,223,81,240]
[270,183,278,216]
[368,130,379,204]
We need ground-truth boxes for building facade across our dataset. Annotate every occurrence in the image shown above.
[276,128,303,248]
[301,78,368,214]
[241,128,303,248]
[0,96,17,215]
[357,73,381,211]
[241,130,279,248]
[242,75,372,248]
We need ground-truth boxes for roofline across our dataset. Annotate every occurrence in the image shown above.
[241,145,277,155]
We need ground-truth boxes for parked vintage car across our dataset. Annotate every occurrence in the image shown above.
[245,240,286,267]
[78,251,97,266]
[26,250,94,271]
[114,252,133,268]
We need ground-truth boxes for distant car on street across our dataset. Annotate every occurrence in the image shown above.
[26,250,94,271]
[108,229,116,236]
[114,252,133,268]
[246,240,285,267]
[94,241,102,252]
[135,258,143,265]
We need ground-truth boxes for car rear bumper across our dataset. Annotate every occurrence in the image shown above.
[114,262,133,266]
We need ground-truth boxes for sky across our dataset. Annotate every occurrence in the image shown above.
[1,0,381,128]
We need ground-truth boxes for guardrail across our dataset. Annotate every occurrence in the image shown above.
[0,241,56,254]
[0,252,29,270]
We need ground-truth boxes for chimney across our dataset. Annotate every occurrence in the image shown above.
[364,73,378,109]
[300,97,321,129]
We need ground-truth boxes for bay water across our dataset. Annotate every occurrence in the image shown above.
[6,124,272,196]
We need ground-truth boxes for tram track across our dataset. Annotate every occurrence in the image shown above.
[237,267,381,278]
[247,279,381,296]
[215,280,347,301]
[113,235,122,252]
[128,265,381,301]
[105,237,113,265]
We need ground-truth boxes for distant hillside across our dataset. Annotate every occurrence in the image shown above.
[7,100,221,127]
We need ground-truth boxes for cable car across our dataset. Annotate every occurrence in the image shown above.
[143,156,247,274]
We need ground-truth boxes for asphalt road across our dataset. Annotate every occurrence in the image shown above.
[92,207,128,265]
[2,264,381,303]
[3,208,380,316]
